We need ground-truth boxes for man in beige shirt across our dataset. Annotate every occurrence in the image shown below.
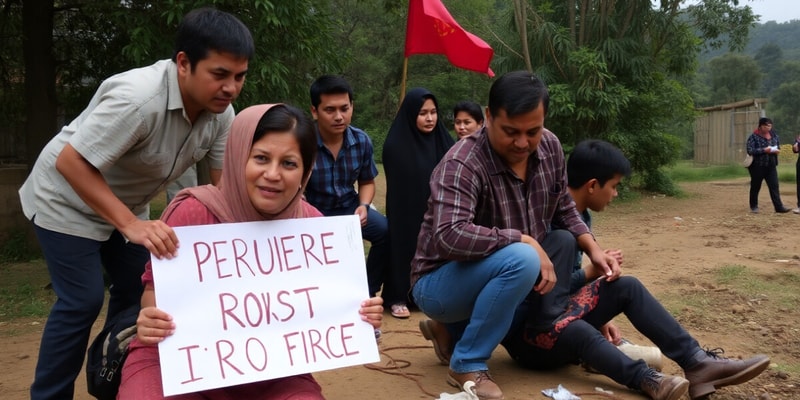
[18,8,252,399]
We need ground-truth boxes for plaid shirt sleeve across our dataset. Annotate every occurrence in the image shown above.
[426,157,522,261]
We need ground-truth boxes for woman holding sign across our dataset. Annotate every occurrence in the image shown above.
[118,104,384,399]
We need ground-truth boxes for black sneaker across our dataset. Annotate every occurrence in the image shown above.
[776,207,791,213]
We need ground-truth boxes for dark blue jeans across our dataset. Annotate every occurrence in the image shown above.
[31,224,148,400]
[317,205,388,297]
[748,164,785,211]
[502,276,700,390]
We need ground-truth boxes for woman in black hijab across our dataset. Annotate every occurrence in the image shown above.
[382,88,455,318]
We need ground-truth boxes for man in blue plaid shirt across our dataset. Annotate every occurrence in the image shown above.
[305,75,388,298]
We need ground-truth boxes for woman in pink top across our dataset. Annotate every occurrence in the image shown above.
[118,104,384,399]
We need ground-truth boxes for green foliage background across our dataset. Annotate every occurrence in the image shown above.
[1,0,799,193]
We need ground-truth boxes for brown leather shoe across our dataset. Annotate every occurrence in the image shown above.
[447,369,504,400]
[640,369,689,400]
[684,348,770,399]
[419,319,452,365]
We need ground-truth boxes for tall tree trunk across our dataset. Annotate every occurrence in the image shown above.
[513,0,532,73]
[22,0,57,171]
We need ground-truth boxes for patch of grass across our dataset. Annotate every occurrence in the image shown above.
[0,283,52,320]
[0,229,40,263]
[666,161,749,182]
[660,290,714,319]
[778,168,797,184]
[716,264,748,284]
[666,159,797,185]
[658,264,800,335]
[0,260,54,320]
[757,269,800,309]
[714,264,800,307]
[771,361,800,375]
[0,283,52,318]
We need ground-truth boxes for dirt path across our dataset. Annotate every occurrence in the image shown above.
[2,178,799,399]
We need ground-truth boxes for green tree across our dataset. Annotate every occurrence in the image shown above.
[5,0,342,166]
[770,59,800,89]
[707,53,762,103]
[753,43,783,95]
[492,0,755,193]
[761,58,800,135]
[326,0,407,147]
[770,78,800,136]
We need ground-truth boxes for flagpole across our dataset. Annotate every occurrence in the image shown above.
[400,57,409,105]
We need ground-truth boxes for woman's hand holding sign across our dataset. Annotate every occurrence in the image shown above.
[136,306,176,345]
[359,297,383,328]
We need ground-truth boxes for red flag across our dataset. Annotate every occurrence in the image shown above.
[405,0,495,77]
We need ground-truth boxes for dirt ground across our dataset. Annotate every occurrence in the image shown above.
[2,177,799,400]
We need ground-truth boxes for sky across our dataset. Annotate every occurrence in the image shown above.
[746,0,800,23]
[655,1,800,24]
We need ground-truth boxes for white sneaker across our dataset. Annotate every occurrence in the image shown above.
[793,208,800,214]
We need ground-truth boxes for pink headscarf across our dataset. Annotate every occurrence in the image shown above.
[162,104,312,223]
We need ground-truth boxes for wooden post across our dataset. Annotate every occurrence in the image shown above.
[400,57,409,105]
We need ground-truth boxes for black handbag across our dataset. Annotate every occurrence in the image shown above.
[86,304,139,400]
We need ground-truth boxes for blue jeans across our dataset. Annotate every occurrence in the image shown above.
[317,205,388,297]
[412,242,540,373]
[31,224,148,400]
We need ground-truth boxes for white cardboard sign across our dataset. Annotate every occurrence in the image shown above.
[151,215,379,396]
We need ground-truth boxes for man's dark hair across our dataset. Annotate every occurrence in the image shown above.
[758,117,773,127]
[567,139,631,189]
[453,101,484,123]
[172,8,254,70]
[487,71,549,118]
[309,75,354,108]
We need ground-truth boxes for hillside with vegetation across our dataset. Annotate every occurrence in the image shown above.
[701,19,800,62]
[694,19,800,136]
